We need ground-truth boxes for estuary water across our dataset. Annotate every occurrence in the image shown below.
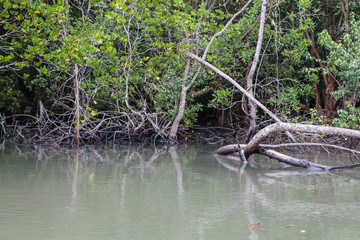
[1,143,360,240]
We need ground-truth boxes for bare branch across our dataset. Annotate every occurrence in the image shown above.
[215,143,360,172]
[244,122,360,153]
[260,142,360,155]
[185,0,253,91]
[188,53,281,122]
[202,0,253,59]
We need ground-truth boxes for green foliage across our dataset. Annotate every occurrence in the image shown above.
[307,108,327,125]
[0,75,23,112]
[183,103,203,125]
[332,104,360,129]
[319,14,360,104]
[268,83,314,116]
[208,89,232,109]
[298,0,313,9]
[1,0,360,133]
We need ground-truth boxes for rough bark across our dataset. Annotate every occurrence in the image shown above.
[342,0,349,33]
[305,22,338,118]
[323,74,338,118]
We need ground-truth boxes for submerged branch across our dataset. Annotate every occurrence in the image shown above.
[192,50,360,172]
[260,142,360,155]
[215,143,360,172]
[215,128,360,172]
[260,148,360,172]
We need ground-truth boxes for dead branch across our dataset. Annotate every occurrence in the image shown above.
[192,49,360,172]
[214,122,360,172]
[259,148,360,172]
[189,53,280,122]
[216,142,360,172]
[242,122,360,153]
[189,53,298,143]
[259,142,360,155]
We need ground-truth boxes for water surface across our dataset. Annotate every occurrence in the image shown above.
[1,143,360,240]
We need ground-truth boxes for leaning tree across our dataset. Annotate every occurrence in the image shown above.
[187,0,360,172]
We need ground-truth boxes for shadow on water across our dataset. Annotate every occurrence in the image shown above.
[1,142,360,240]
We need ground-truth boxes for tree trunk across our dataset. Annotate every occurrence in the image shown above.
[342,0,349,33]
[214,123,360,172]
[189,53,360,172]
[312,82,322,111]
[245,0,267,136]
[168,0,253,141]
[216,122,360,154]
[310,61,322,111]
[305,11,338,119]
[323,74,338,118]
[169,58,191,141]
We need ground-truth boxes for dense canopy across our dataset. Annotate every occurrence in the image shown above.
[0,0,359,144]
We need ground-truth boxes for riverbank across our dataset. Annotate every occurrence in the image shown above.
[2,122,359,154]
[0,123,246,146]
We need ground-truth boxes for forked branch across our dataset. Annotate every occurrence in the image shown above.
[215,123,360,172]
[189,52,360,172]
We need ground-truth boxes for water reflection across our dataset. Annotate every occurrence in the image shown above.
[69,148,79,214]
[216,154,360,219]
[168,146,185,219]
[0,143,360,240]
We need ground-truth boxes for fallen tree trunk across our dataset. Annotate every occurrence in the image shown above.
[215,145,360,172]
[189,53,298,143]
[214,126,360,172]
[189,53,360,172]
[243,122,360,153]
[214,144,360,172]
[259,148,360,172]
[215,122,360,155]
